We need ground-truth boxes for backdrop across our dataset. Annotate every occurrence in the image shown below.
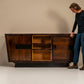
[0,0,83,66]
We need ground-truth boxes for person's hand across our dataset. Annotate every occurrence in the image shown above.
[70,32,74,38]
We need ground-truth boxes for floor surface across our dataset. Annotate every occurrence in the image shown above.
[0,66,84,84]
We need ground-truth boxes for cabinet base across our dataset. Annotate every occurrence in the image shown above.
[15,63,69,67]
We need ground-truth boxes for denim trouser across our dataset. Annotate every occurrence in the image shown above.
[73,33,84,65]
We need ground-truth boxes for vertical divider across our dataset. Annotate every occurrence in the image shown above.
[51,34,53,61]
[31,34,32,61]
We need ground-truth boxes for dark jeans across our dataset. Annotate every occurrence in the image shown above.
[73,33,84,65]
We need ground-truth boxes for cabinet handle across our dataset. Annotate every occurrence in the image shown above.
[68,45,73,50]
[53,45,56,49]
[9,40,12,46]
[16,44,32,49]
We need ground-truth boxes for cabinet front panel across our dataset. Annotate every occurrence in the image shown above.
[6,34,32,50]
[53,49,72,60]
[9,49,32,62]
[52,36,74,63]
[53,37,73,50]
[53,37,72,46]
[6,34,32,62]
[32,50,52,61]
[32,35,52,49]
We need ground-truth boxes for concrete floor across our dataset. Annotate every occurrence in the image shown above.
[0,66,84,84]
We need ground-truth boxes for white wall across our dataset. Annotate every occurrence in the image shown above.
[0,0,84,66]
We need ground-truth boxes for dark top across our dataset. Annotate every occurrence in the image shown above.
[72,10,84,33]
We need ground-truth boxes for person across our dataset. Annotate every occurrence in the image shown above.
[68,3,84,70]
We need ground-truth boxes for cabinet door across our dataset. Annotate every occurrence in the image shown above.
[52,35,74,63]
[5,34,32,62]
[32,34,52,61]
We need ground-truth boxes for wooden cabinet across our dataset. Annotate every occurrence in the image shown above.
[5,34,76,67]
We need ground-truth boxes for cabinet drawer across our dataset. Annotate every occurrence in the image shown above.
[53,37,72,45]
[53,49,72,60]
[6,34,32,50]
[53,37,73,49]
[32,50,52,61]
[32,35,52,49]
[9,49,32,62]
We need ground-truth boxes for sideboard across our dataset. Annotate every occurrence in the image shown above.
[5,34,76,67]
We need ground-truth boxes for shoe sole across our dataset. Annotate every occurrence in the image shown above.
[68,67,78,69]
[80,69,84,70]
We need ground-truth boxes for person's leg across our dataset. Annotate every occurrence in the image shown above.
[68,33,81,69]
[73,33,81,65]
[81,33,84,64]
[80,33,84,70]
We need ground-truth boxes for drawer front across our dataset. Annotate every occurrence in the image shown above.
[53,49,73,60]
[32,35,52,49]
[53,37,73,50]
[9,49,32,62]
[32,50,52,61]
[6,34,32,50]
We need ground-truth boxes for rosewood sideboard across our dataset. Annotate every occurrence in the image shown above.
[5,34,76,67]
